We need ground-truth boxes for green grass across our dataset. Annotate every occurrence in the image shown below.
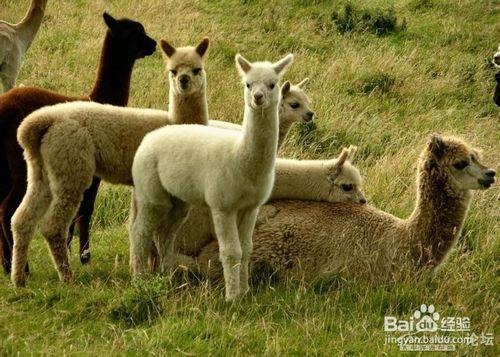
[1,0,499,354]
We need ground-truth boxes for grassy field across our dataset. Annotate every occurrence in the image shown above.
[0,0,499,354]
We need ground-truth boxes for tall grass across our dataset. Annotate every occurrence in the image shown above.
[0,0,498,354]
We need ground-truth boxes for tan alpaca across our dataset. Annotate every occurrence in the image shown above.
[0,0,47,92]
[174,145,365,258]
[10,38,211,287]
[195,135,496,283]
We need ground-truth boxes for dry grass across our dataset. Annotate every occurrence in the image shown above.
[0,0,498,354]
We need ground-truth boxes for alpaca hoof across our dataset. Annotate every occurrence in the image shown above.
[12,275,27,288]
[80,251,91,265]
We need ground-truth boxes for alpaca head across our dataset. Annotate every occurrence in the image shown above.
[424,135,496,191]
[493,46,500,68]
[327,146,366,204]
[280,79,314,124]
[102,13,156,59]
[161,37,209,96]
[235,54,294,110]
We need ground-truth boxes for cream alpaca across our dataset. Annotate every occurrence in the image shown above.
[130,54,293,300]
[209,79,314,150]
[0,0,47,92]
[10,38,211,287]
[196,135,496,283]
[174,145,365,258]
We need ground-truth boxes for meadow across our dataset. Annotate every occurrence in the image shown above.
[0,0,498,354]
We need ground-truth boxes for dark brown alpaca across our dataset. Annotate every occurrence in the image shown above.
[0,12,156,273]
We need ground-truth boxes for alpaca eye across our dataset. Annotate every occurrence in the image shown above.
[246,83,250,88]
[341,184,353,192]
[453,161,469,170]
[193,68,202,75]
[290,102,300,109]
[170,69,177,76]
[269,83,276,89]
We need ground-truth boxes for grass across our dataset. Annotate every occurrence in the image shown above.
[0,0,499,354]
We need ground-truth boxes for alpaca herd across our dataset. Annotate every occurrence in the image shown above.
[0,2,497,301]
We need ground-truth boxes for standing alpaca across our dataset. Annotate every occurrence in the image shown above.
[0,13,156,274]
[131,54,293,300]
[0,0,47,92]
[209,79,314,150]
[69,36,211,265]
[174,145,365,258]
[10,37,211,287]
[196,135,496,283]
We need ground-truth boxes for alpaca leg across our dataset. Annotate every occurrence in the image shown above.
[0,176,11,274]
[155,200,189,275]
[11,177,52,287]
[130,200,168,277]
[40,192,87,283]
[211,209,241,301]
[237,207,259,296]
[0,180,28,274]
[75,176,101,264]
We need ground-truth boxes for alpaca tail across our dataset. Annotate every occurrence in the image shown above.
[17,111,55,177]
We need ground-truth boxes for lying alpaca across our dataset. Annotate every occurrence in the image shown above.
[71,37,211,264]
[209,79,314,149]
[174,145,365,258]
[493,47,500,106]
[196,135,495,284]
[0,13,156,274]
[131,54,293,300]
[10,37,211,287]
[0,0,47,92]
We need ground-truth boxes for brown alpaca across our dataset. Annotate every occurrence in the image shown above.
[0,0,47,92]
[0,13,156,274]
[195,135,496,283]
[10,39,211,287]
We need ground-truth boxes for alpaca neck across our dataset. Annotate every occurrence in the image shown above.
[271,160,325,201]
[15,0,47,49]
[89,32,135,106]
[168,82,209,125]
[406,164,472,268]
[239,103,279,176]
[277,107,294,150]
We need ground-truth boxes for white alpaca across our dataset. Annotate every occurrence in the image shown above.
[209,79,314,150]
[173,145,366,259]
[0,0,47,92]
[131,53,293,300]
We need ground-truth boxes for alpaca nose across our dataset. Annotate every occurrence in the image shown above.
[485,169,496,177]
[306,111,314,122]
[254,92,264,104]
[359,197,367,204]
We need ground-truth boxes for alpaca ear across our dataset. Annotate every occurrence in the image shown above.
[297,78,309,89]
[196,37,210,57]
[103,12,118,31]
[347,145,357,161]
[161,40,176,57]
[235,54,252,76]
[281,81,291,96]
[429,134,446,159]
[273,54,294,76]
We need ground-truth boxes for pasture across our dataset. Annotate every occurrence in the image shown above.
[0,0,498,354]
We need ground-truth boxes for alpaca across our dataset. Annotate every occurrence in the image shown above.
[10,37,211,287]
[0,13,156,274]
[70,36,211,265]
[494,73,500,107]
[209,79,314,150]
[195,135,496,284]
[0,0,47,92]
[130,54,294,300]
[492,46,500,68]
